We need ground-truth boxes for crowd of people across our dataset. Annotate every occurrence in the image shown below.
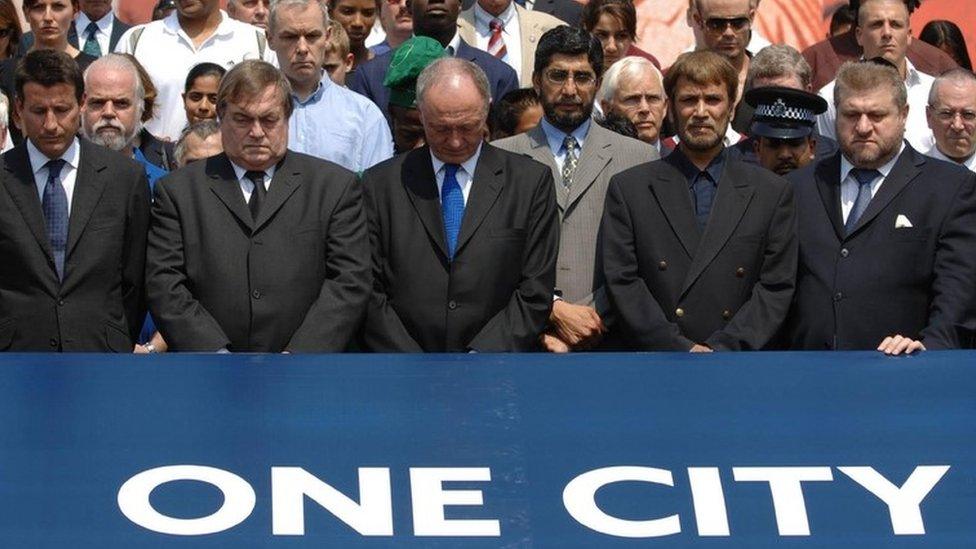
[0,0,974,354]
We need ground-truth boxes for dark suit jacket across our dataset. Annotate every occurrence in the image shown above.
[348,39,519,122]
[0,139,150,351]
[802,30,957,92]
[137,128,175,171]
[146,151,371,352]
[361,144,559,352]
[600,151,798,351]
[785,146,976,350]
[462,0,581,25]
[729,133,839,167]
[19,16,132,54]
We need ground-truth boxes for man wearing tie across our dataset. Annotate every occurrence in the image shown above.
[786,61,976,352]
[20,0,132,57]
[0,50,150,351]
[362,57,559,351]
[147,60,371,352]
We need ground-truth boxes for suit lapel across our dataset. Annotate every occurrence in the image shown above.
[681,161,755,297]
[457,10,476,44]
[565,125,612,210]
[2,145,55,266]
[814,152,845,241]
[253,154,303,232]
[649,162,701,259]
[524,125,564,209]
[517,5,540,85]
[207,154,254,231]
[402,148,450,259]
[846,146,921,238]
[66,142,108,258]
[455,145,504,256]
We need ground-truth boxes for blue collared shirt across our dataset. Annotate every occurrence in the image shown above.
[133,147,168,195]
[288,74,394,174]
[670,146,726,229]
[540,116,591,178]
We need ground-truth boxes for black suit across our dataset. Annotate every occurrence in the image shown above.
[19,16,132,54]
[137,129,175,171]
[146,152,371,352]
[785,146,976,350]
[362,144,559,352]
[0,139,150,351]
[600,151,798,350]
[729,133,839,168]
[461,0,581,25]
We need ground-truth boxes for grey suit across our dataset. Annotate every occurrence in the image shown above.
[494,122,656,311]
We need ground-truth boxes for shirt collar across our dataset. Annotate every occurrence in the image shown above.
[445,32,462,56]
[165,10,234,37]
[293,74,329,105]
[840,141,906,181]
[430,142,483,179]
[904,58,922,87]
[669,145,726,187]
[76,11,113,32]
[926,144,976,170]
[230,159,278,182]
[27,137,80,177]
[473,1,517,28]
[540,116,592,154]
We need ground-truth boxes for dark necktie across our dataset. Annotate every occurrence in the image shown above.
[246,170,266,221]
[845,168,880,235]
[441,164,464,260]
[83,22,102,57]
[691,172,716,230]
[42,158,69,280]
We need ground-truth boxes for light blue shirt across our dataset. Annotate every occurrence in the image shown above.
[540,116,591,177]
[288,74,394,173]
[430,143,483,206]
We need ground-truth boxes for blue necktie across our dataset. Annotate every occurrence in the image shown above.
[83,22,102,57]
[691,172,716,230]
[441,164,464,260]
[42,158,69,280]
[845,168,880,235]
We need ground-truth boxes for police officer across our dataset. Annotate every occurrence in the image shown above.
[744,86,829,176]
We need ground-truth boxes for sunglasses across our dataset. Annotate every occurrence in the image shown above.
[701,16,750,32]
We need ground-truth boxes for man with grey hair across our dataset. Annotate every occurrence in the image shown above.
[362,56,559,351]
[598,56,668,151]
[786,60,976,353]
[173,120,223,167]
[0,92,9,152]
[227,0,269,29]
[925,68,976,173]
[268,0,392,173]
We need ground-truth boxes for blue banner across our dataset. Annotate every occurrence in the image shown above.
[0,351,972,547]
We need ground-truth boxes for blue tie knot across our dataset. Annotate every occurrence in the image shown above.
[444,163,459,179]
[86,21,99,36]
[851,168,880,187]
[46,158,66,180]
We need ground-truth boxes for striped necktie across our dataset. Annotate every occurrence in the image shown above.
[488,19,507,59]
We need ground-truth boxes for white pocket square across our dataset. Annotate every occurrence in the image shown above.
[895,214,913,228]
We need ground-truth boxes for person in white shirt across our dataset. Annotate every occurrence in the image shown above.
[115,0,277,141]
[816,0,935,153]
[925,68,976,173]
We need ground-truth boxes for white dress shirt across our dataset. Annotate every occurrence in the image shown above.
[839,142,905,223]
[116,11,278,141]
[472,2,523,81]
[817,59,935,153]
[430,144,482,206]
[230,161,277,203]
[75,11,114,56]
[925,144,976,173]
[28,138,80,215]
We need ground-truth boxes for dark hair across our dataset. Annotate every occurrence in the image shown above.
[217,59,293,118]
[829,3,855,36]
[14,49,83,103]
[850,0,919,24]
[534,25,605,79]
[184,62,227,93]
[22,0,78,10]
[919,20,973,71]
[0,0,23,59]
[491,88,540,139]
[596,111,637,139]
[581,0,637,39]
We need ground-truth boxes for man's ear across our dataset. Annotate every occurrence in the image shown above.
[344,52,354,73]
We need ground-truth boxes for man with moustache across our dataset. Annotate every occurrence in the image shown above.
[598,56,668,154]
[925,68,976,173]
[742,86,827,176]
[786,61,976,352]
[600,51,797,351]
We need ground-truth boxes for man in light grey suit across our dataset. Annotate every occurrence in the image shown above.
[494,26,654,352]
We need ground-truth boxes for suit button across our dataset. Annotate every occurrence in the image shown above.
[658,260,668,271]
[252,290,262,299]
[448,300,458,310]
[722,309,732,320]
[735,267,745,277]
[675,308,685,318]
[840,248,849,258]
[834,292,843,302]
[49,338,58,347]
[57,299,65,306]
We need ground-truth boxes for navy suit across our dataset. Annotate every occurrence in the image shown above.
[786,145,976,350]
[348,38,519,122]
[19,17,132,54]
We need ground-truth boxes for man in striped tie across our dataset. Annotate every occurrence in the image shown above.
[362,57,559,352]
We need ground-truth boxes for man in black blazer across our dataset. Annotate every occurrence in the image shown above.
[146,60,371,352]
[786,61,976,353]
[348,0,518,123]
[19,0,132,55]
[0,50,149,351]
[600,51,797,351]
[362,57,559,352]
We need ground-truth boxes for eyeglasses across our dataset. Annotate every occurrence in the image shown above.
[701,16,750,32]
[543,69,597,87]
[930,108,976,123]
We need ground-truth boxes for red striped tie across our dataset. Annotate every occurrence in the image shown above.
[488,18,507,59]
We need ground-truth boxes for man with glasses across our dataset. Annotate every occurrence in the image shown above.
[691,0,754,106]
[495,26,654,352]
[925,68,976,173]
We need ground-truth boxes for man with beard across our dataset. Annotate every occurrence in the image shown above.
[786,61,976,353]
[600,50,797,351]
[743,86,827,176]
[494,26,654,352]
